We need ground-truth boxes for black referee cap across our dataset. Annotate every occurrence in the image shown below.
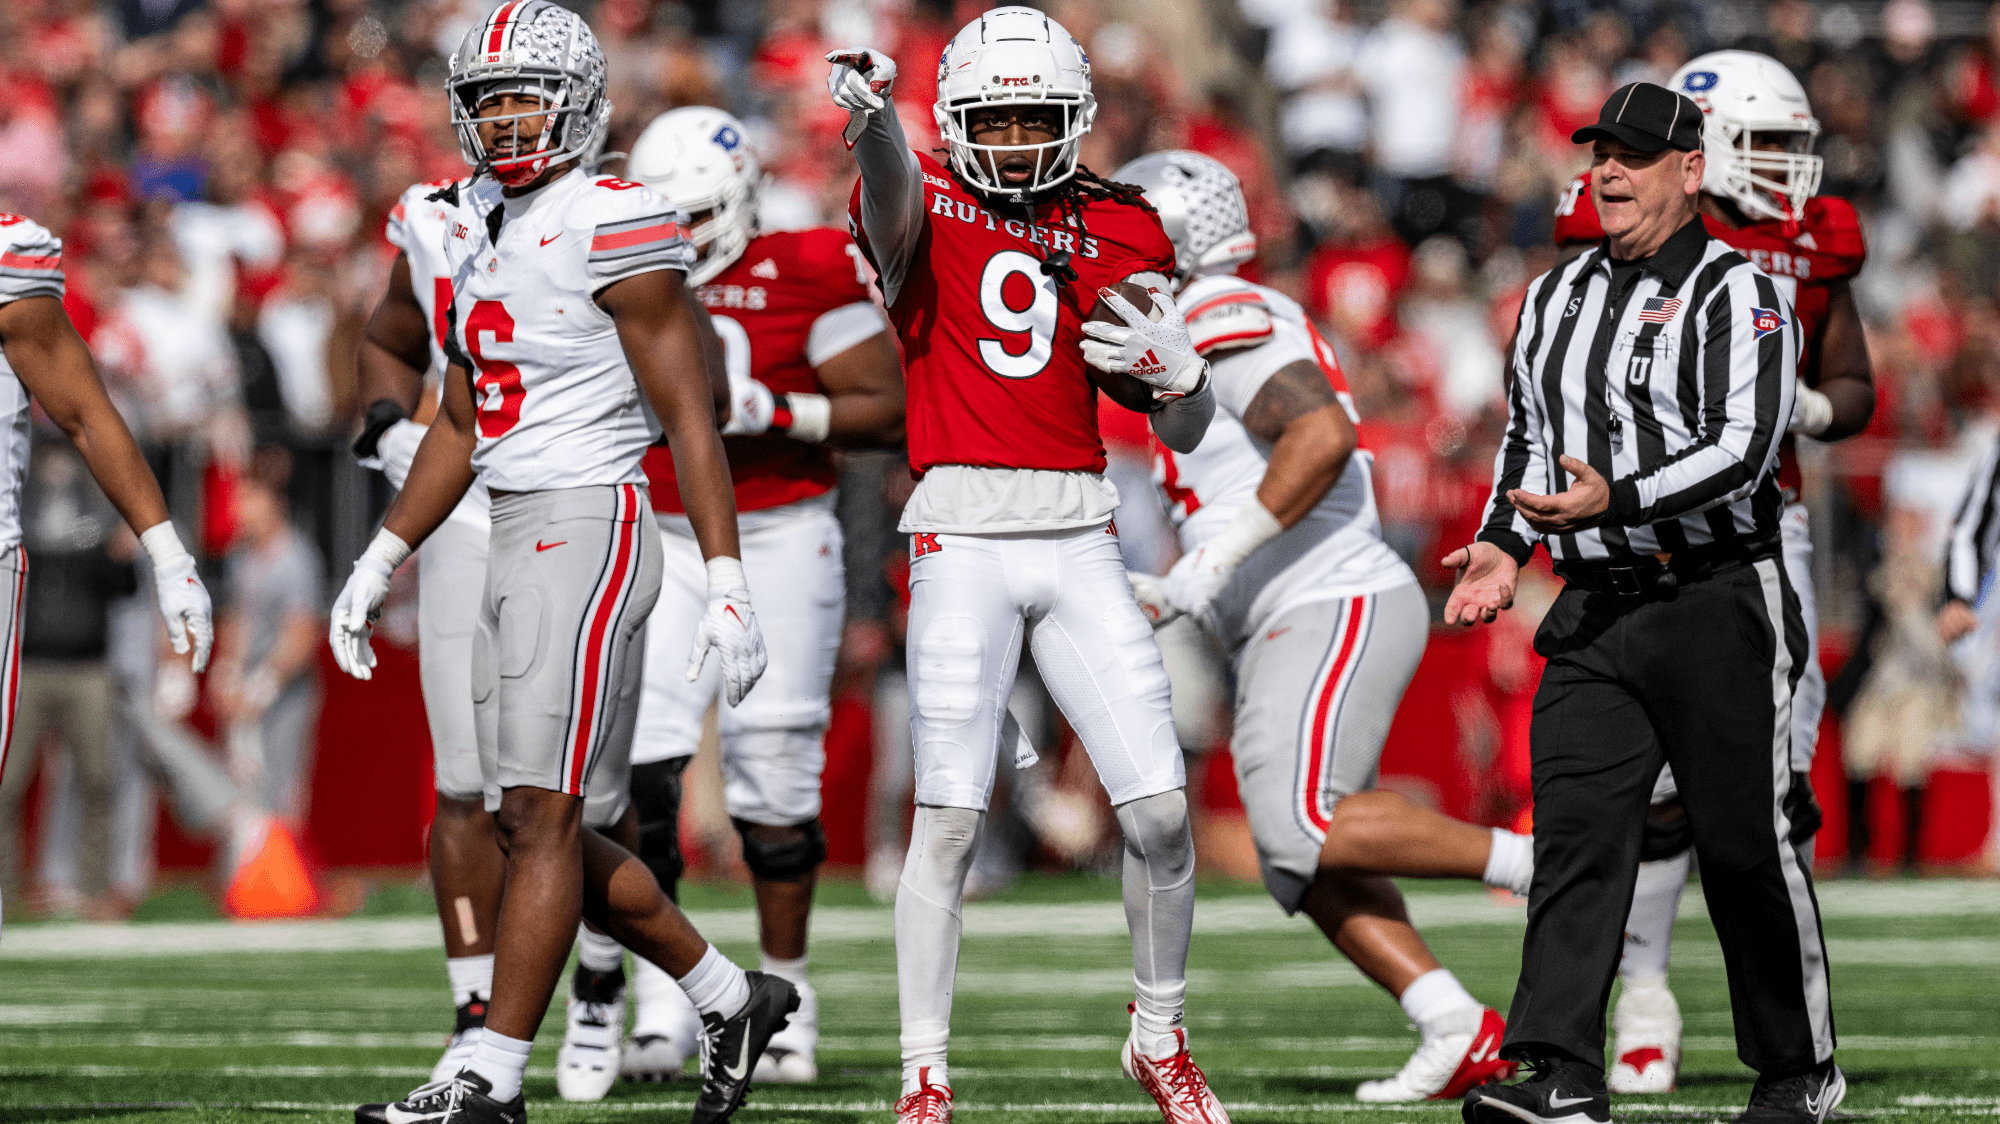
[1571,82,1704,153]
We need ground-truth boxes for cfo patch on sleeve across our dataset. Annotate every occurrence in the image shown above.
[1750,307,1787,340]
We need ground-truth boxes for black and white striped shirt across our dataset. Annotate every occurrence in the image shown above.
[1944,439,2000,605]
[1479,218,1802,565]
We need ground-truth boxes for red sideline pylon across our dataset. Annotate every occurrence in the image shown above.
[223,819,318,918]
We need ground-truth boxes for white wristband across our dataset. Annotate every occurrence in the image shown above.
[139,522,193,570]
[784,392,833,444]
[705,555,749,595]
[363,528,413,572]
[1791,383,1834,437]
[1208,500,1285,570]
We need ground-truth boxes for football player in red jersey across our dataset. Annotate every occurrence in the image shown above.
[534,104,906,1091]
[827,8,1228,1123]
[1551,50,1873,1095]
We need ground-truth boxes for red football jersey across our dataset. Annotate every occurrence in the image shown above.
[1553,172,1867,495]
[645,228,877,514]
[848,152,1177,478]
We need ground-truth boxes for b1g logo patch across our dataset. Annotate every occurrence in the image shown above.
[1750,307,1787,340]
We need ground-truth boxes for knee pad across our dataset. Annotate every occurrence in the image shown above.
[1641,796,1691,863]
[733,816,828,882]
[1115,790,1194,886]
[631,757,689,900]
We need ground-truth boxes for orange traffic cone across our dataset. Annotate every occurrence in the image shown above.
[223,818,318,919]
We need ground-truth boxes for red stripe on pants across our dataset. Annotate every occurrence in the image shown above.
[1301,595,1365,835]
[567,486,637,794]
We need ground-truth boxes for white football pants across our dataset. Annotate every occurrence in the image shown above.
[631,496,843,826]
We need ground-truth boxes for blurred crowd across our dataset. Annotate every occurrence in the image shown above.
[8,0,2000,915]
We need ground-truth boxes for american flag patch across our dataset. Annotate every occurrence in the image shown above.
[1636,297,1682,323]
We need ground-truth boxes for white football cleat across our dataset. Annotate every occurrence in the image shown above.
[1608,976,1682,1094]
[623,957,703,1082]
[428,996,487,1085]
[555,964,625,1101]
[1122,1007,1230,1124]
[895,1067,953,1124]
[1356,1005,1516,1102]
[753,976,819,1083]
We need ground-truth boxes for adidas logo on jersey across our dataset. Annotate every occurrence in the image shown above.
[751,258,778,279]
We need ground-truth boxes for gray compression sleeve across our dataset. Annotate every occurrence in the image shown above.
[1149,377,1215,454]
[853,106,926,306]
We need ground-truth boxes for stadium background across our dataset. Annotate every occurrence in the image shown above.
[4,0,2000,915]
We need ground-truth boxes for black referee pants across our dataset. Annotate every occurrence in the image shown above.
[1501,555,1836,1079]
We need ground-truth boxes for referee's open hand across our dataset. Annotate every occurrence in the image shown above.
[1441,541,1518,626]
[1509,455,1610,534]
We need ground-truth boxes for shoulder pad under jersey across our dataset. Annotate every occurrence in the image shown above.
[1179,276,1274,357]
[1796,195,1867,279]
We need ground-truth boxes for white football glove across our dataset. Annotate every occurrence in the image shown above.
[373,418,427,491]
[825,48,898,146]
[1080,286,1207,398]
[685,557,769,706]
[1128,571,1182,629]
[329,530,410,681]
[140,523,214,673]
[1161,501,1286,625]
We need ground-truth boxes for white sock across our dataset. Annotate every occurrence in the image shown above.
[896,805,980,1096]
[1620,850,1691,982]
[465,1028,533,1101]
[631,955,702,1039]
[1118,791,1195,1058]
[1483,829,1534,896]
[676,943,751,1018]
[761,951,809,986]
[1399,968,1481,1035]
[446,954,494,1008]
[576,925,625,973]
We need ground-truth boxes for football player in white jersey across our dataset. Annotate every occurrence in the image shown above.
[533,105,904,1093]
[0,213,216,930]
[354,175,507,1085]
[330,6,790,1123]
[1116,152,1538,1103]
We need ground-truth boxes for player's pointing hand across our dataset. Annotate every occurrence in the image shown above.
[826,49,897,113]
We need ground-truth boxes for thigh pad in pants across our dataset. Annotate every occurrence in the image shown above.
[420,516,489,800]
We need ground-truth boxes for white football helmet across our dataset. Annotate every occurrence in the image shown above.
[447,0,611,188]
[626,106,761,286]
[1112,151,1256,288]
[1669,50,1822,223]
[934,6,1097,198]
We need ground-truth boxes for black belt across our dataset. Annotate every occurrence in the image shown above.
[1555,536,1777,599]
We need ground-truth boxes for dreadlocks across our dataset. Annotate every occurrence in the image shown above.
[938,150,1160,289]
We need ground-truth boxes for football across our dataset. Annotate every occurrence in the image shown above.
[1087,279,1167,327]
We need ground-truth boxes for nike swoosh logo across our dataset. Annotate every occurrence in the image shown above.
[722,1032,750,1081]
[1548,1094,1594,1108]
[383,1107,443,1124]
[535,540,566,552]
[540,233,561,246]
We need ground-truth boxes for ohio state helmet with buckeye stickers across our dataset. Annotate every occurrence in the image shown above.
[1112,151,1257,288]
[1670,50,1823,223]
[447,0,611,187]
[934,6,1096,198]
[627,106,762,286]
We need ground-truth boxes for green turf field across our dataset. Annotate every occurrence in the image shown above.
[2,875,1996,1122]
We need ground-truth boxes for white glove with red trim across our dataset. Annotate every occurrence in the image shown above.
[1080,287,1208,399]
[1128,571,1182,629]
[686,556,769,706]
[826,49,898,146]
[1161,501,1285,625]
[142,522,214,673]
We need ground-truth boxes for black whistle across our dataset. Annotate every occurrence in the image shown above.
[1039,250,1078,287]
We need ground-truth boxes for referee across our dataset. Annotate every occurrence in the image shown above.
[1447,83,1840,1124]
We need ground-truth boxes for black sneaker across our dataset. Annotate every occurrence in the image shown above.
[1462,1055,1610,1124]
[356,1069,525,1124]
[691,971,801,1124]
[1732,1061,1845,1123]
